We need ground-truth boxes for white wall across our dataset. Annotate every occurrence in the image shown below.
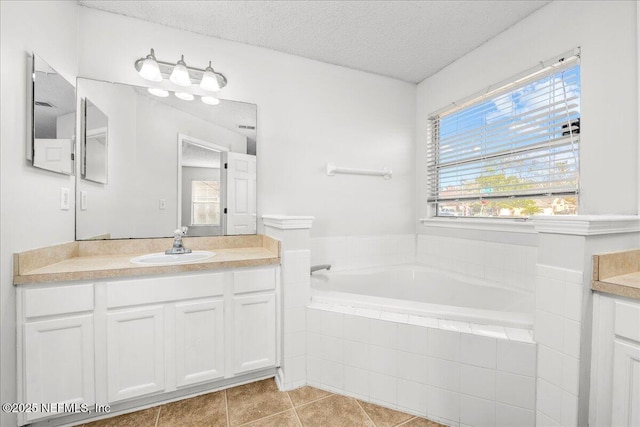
[0,2,79,426]
[416,1,638,221]
[76,6,417,237]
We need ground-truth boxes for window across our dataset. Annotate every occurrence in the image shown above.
[427,53,580,218]
[191,180,220,226]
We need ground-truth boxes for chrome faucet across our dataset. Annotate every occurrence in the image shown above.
[166,227,192,255]
[310,264,331,275]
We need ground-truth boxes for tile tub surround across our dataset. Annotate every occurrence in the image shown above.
[75,379,444,427]
[311,235,416,271]
[306,305,536,427]
[416,235,538,293]
[592,250,640,300]
[534,265,584,427]
[13,235,279,284]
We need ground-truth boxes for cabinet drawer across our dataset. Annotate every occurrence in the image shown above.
[24,284,93,318]
[615,300,640,342]
[233,268,276,294]
[107,273,224,308]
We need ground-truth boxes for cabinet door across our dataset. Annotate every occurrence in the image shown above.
[612,339,640,427]
[175,299,225,387]
[107,306,164,402]
[24,315,94,422]
[233,293,276,374]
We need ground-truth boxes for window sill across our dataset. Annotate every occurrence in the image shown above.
[419,217,536,234]
[420,215,640,236]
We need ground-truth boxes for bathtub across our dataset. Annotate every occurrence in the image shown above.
[310,264,534,328]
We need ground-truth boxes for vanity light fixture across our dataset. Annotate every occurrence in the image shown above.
[169,55,192,87]
[201,96,220,106]
[175,91,195,101]
[137,49,162,82]
[134,49,228,103]
[147,87,169,97]
[200,61,221,92]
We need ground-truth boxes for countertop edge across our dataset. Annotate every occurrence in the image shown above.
[14,256,280,285]
[592,280,640,301]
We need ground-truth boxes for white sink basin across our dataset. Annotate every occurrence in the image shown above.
[130,251,215,265]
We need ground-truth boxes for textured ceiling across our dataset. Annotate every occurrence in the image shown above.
[78,0,550,83]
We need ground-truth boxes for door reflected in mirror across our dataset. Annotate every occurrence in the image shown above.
[75,77,257,240]
[179,135,227,237]
[29,54,75,175]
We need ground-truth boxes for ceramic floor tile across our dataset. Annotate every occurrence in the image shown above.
[240,409,300,426]
[296,395,374,427]
[226,378,292,426]
[83,407,159,427]
[156,391,226,427]
[288,386,332,407]
[357,400,413,427]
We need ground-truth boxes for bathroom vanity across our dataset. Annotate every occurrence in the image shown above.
[13,235,280,426]
[590,250,640,427]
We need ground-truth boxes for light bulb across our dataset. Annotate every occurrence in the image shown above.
[148,87,169,97]
[138,49,162,82]
[200,61,221,92]
[175,91,194,101]
[169,55,192,87]
[201,96,220,105]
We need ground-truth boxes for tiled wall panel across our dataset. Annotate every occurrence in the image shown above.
[307,305,536,427]
[534,264,584,427]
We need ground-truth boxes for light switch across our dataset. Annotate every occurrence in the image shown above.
[80,191,88,211]
[60,187,70,210]
[159,199,166,210]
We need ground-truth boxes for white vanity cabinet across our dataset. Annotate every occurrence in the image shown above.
[232,268,277,374]
[17,265,279,426]
[103,273,226,403]
[18,284,95,424]
[590,294,640,427]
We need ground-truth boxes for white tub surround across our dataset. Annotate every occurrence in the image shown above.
[262,215,314,391]
[311,235,415,271]
[306,304,536,427]
[311,265,533,328]
[531,216,640,427]
[416,234,538,293]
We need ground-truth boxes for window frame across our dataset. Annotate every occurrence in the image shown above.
[426,49,581,220]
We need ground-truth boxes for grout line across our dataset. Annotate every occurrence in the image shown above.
[395,417,417,427]
[353,398,377,426]
[293,393,334,409]
[224,390,230,427]
[285,392,303,426]
[235,408,298,427]
[154,406,162,427]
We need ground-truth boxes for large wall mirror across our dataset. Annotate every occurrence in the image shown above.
[75,77,257,240]
[28,53,75,174]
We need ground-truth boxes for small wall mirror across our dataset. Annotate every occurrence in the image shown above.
[81,98,108,184]
[28,53,75,175]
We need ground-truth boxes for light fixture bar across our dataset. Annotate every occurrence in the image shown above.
[134,53,228,89]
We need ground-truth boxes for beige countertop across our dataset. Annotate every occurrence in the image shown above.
[592,251,640,300]
[14,235,280,285]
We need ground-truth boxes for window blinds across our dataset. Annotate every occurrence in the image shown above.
[427,56,580,206]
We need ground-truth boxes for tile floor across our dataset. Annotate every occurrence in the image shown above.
[78,378,446,427]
